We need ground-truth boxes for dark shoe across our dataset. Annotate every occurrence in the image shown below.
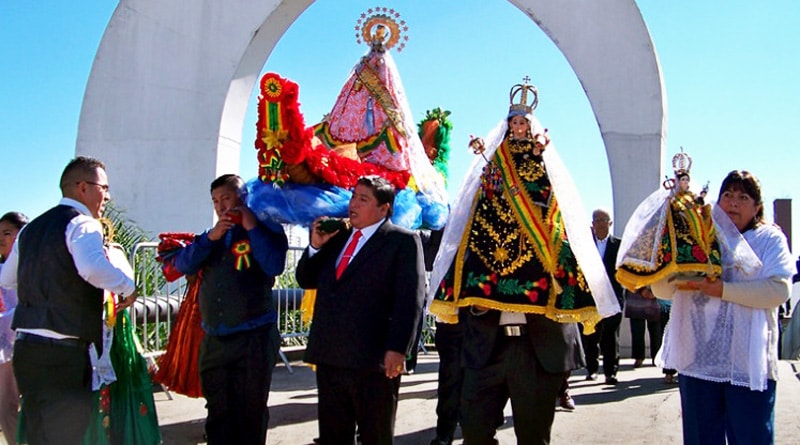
[605,376,619,385]
[664,373,678,384]
[633,358,644,368]
[430,438,452,445]
[585,372,598,381]
[558,392,576,410]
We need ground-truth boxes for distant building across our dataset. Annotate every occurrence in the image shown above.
[774,198,792,253]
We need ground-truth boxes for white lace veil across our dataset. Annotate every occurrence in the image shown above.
[381,52,449,206]
[616,187,671,270]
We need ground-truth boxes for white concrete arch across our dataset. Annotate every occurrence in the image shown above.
[77,0,665,234]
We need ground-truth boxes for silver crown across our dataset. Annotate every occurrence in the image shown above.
[672,146,692,176]
[509,76,539,114]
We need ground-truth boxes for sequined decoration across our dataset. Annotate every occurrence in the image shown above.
[480,161,503,199]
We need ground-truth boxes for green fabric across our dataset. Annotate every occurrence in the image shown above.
[109,310,162,445]
[82,389,112,445]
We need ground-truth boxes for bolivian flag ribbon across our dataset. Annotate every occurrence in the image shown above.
[232,240,252,271]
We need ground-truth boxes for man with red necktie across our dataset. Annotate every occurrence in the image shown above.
[297,175,426,445]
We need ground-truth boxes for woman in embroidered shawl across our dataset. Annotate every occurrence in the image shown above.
[652,170,795,445]
[428,78,619,331]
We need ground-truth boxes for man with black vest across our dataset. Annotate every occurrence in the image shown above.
[172,174,289,445]
[0,156,138,444]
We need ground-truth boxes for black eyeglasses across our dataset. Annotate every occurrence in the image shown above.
[79,181,110,192]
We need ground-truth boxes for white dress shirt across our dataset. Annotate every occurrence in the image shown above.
[595,234,609,259]
[0,198,136,339]
[307,219,385,265]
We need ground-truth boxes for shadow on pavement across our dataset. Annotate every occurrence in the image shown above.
[570,375,678,406]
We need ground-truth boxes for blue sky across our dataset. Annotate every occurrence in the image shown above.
[1,1,798,252]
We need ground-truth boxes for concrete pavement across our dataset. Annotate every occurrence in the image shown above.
[155,355,800,444]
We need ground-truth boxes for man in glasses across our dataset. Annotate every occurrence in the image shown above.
[0,155,138,444]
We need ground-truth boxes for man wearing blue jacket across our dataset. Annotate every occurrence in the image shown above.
[173,174,288,445]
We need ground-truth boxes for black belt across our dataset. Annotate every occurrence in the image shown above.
[16,332,89,349]
[501,324,528,337]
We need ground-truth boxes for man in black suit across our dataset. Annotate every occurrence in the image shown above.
[296,175,425,445]
[581,208,625,384]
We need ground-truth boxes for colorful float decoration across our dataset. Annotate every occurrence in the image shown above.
[248,7,449,230]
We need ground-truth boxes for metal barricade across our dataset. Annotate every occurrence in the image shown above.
[129,242,187,353]
[128,242,309,368]
[127,241,434,374]
[272,246,308,373]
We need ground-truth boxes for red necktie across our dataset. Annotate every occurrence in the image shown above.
[335,230,362,279]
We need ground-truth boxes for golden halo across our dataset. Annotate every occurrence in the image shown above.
[354,7,408,52]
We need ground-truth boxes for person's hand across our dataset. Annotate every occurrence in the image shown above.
[383,350,406,379]
[208,217,235,241]
[681,277,723,298]
[640,287,656,299]
[237,206,258,231]
[116,289,138,313]
[309,217,340,250]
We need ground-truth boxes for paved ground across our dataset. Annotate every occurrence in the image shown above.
[155,355,800,444]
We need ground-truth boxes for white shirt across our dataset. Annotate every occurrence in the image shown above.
[0,198,136,339]
[307,219,385,266]
[595,234,609,259]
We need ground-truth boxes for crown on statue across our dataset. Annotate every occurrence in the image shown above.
[355,7,408,52]
[672,146,693,176]
[509,76,539,115]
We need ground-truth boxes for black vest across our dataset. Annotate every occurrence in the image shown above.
[13,205,104,346]
[199,228,275,329]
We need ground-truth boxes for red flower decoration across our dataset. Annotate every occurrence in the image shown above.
[525,289,539,303]
[260,73,286,101]
[691,245,708,262]
[100,387,111,411]
[568,274,577,286]
[139,402,148,416]
[489,273,499,283]
[537,278,549,290]
[479,283,492,296]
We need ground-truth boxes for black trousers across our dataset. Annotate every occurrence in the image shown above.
[199,324,280,445]
[434,321,465,441]
[461,336,563,445]
[13,338,93,445]
[580,313,622,378]
[630,317,662,361]
[315,364,401,445]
